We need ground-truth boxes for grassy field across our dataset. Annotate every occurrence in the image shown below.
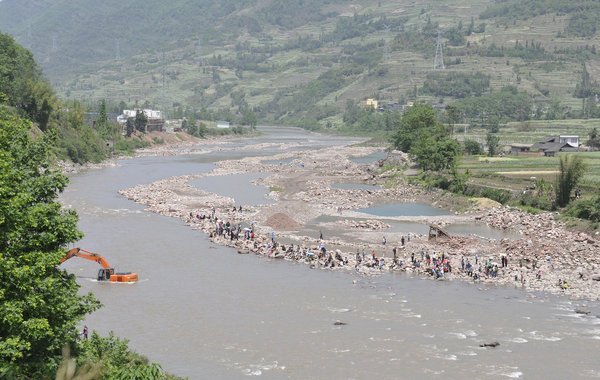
[459,151,600,193]
[453,118,600,147]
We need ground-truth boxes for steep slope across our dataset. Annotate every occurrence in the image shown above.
[1,0,599,128]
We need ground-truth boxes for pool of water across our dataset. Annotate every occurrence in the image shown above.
[350,151,387,164]
[331,182,382,191]
[359,203,450,217]
[189,172,274,206]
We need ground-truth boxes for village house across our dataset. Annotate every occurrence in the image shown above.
[117,109,165,133]
[363,98,379,110]
[216,121,230,129]
[509,143,533,155]
[531,135,579,157]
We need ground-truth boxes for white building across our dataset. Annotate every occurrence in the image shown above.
[559,135,579,148]
[216,121,230,129]
[117,109,165,133]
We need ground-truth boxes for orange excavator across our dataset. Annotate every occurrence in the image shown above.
[60,248,138,283]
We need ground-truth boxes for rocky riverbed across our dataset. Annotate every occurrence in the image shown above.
[119,142,600,301]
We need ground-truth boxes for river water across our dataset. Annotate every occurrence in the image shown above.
[61,128,600,379]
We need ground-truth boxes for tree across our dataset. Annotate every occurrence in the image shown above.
[390,103,443,152]
[390,104,461,171]
[555,155,586,208]
[0,32,57,131]
[74,332,171,380]
[134,110,148,133]
[411,136,462,171]
[588,127,600,151]
[464,139,483,155]
[126,117,135,137]
[0,108,100,378]
[574,62,597,99]
[97,100,108,129]
[486,132,500,156]
[240,108,257,129]
[446,104,461,136]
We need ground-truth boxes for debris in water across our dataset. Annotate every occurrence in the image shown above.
[479,341,500,348]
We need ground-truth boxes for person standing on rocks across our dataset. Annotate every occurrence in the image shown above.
[382,236,387,246]
[319,230,323,240]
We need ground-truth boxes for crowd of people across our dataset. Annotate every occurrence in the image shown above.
[186,206,566,293]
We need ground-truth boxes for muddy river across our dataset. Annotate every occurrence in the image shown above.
[61,128,600,379]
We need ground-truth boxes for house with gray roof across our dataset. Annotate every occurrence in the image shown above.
[531,136,579,157]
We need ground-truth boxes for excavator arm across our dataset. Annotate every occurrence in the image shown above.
[60,247,138,283]
[61,248,112,269]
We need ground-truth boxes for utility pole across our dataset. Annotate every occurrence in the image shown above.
[197,40,203,66]
[434,31,445,70]
[161,51,167,111]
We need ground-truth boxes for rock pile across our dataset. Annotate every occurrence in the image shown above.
[339,219,390,230]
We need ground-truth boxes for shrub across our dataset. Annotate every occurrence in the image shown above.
[565,196,600,222]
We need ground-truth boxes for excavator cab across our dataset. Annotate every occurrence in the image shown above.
[97,268,115,281]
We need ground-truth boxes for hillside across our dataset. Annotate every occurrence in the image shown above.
[1,0,600,130]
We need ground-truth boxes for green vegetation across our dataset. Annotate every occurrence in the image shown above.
[72,332,180,380]
[454,151,600,225]
[455,86,533,126]
[421,72,490,98]
[565,195,600,222]
[391,104,461,172]
[0,31,110,164]
[0,31,180,379]
[463,139,483,155]
[555,155,586,208]
[1,0,598,133]
[0,32,55,131]
[0,107,100,377]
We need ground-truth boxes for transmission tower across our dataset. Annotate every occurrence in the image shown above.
[433,31,445,70]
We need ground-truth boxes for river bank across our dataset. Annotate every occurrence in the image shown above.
[57,130,257,174]
[118,136,600,302]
